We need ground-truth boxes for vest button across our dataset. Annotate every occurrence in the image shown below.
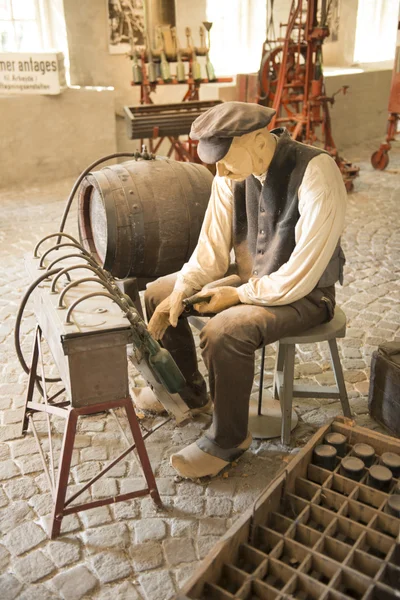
[253,270,258,275]
[259,250,264,254]
[260,207,265,213]
[260,229,265,234]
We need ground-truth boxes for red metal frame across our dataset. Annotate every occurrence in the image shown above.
[257,0,359,191]
[135,55,231,162]
[371,45,400,170]
[21,326,162,539]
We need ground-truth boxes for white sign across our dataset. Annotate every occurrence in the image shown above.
[0,52,67,95]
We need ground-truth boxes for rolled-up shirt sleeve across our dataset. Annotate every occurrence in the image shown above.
[173,175,234,297]
[236,153,347,306]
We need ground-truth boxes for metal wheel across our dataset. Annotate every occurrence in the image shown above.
[371,150,389,171]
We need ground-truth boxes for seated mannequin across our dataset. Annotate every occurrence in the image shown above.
[145,102,347,479]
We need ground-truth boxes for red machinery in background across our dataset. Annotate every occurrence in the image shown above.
[371,38,400,170]
[257,0,359,191]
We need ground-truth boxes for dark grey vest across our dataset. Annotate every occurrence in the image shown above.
[232,128,345,288]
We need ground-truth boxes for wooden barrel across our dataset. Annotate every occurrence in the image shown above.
[78,158,213,279]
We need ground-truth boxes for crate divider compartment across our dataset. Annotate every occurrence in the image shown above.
[254,526,284,556]
[326,473,359,498]
[319,487,350,515]
[201,582,235,600]
[350,483,388,510]
[269,537,311,568]
[330,567,371,600]
[378,562,400,590]
[300,503,337,533]
[238,578,284,600]
[308,463,334,486]
[342,499,377,526]
[261,556,298,591]
[345,549,383,578]
[369,511,400,539]
[294,477,322,502]
[325,587,351,599]
[266,512,295,535]
[281,571,328,599]
[290,522,323,548]
[388,542,400,565]
[235,543,269,575]
[363,582,400,600]
[281,493,309,520]
[315,534,353,564]
[356,530,395,561]
[216,563,250,595]
[299,552,341,585]
[328,514,367,547]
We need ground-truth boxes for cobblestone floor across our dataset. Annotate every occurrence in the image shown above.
[0,139,399,600]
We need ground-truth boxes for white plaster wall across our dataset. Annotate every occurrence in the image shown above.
[324,68,392,148]
[0,88,116,189]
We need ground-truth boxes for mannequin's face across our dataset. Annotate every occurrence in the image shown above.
[216,142,253,181]
[216,128,276,181]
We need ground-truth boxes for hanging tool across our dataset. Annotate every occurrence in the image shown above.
[132,48,143,84]
[186,27,202,82]
[202,22,216,82]
[157,27,172,83]
[146,33,157,83]
[172,27,186,83]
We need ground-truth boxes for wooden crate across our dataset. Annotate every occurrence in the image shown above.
[180,418,400,600]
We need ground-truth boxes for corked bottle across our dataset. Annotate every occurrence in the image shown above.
[313,445,337,471]
[340,457,364,481]
[353,443,375,467]
[324,432,347,458]
[386,494,400,518]
[368,465,392,492]
[381,452,400,478]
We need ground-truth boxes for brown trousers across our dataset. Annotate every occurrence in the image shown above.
[145,274,335,457]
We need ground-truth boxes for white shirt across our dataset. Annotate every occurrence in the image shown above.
[173,153,347,306]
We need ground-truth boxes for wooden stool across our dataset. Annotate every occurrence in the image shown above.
[254,307,352,445]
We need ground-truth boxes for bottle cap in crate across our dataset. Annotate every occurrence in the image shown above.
[353,443,375,467]
[368,465,392,491]
[313,444,337,470]
[340,457,364,481]
[381,452,400,478]
[324,432,347,457]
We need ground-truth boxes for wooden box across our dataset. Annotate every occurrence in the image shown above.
[180,418,400,600]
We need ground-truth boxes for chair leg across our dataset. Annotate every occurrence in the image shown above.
[273,342,286,400]
[281,344,295,446]
[328,339,352,418]
[258,346,266,415]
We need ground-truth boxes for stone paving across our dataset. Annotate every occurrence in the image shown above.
[0,139,399,600]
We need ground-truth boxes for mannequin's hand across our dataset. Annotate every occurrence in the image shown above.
[148,290,186,340]
[193,287,240,314]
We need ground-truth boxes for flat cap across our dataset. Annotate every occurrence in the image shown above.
[190,101,276,164]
